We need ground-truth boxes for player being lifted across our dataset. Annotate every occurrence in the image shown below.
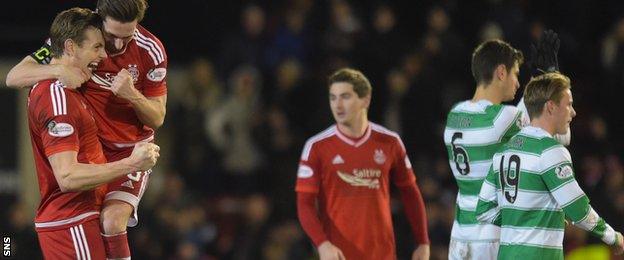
[475,72,624,259]
[6,0,167,259]
[296,68,430,260]
[25,8,159,259]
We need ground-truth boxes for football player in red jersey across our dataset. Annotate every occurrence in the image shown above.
[6,0,167,259]
[26,8,159,259]
[296,68,430,260]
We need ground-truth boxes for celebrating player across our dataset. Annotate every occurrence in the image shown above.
[296,68,430,260]
[6,0,167,258]
[475,72,624,259]
[26,8,159,259]
[443,39,524,259]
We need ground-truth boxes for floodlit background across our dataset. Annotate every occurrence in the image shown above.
[1,0,624,259]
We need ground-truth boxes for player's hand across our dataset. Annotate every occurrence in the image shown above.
[530,29,560,77]
[411,244,430,260]
[611,232,624,255]
[56,64,91,89]
[129,142,160,170]
[111,69,139,100]
[318,241,346,260]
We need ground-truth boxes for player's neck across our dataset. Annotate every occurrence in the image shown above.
[530,117,556,136]
[472,84,503,104]
[337,118,369,139]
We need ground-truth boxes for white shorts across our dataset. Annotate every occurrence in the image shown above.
[448,238,499,260]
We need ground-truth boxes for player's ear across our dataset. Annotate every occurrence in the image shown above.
[545,100,556,115]
[495,64,507,81]
[363,94,371,109]
[64,39,75,56]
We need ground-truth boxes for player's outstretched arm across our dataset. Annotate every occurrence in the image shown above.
[48,142,159,192]
[5,56,90,89]
[111,68,167,129]
[475,166,502,225]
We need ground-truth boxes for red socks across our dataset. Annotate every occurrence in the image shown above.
[102,231,130,259]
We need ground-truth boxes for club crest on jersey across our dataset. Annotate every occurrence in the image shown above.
[47,121,74,137]
[555,165,573,179]
[374,149,386,165]
[127,64,140,82]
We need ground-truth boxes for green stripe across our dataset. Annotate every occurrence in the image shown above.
[501,208,566,229]
[562,195,589,221]
[447,105,504,129]
[589,218,609,241]
[498,244,563,260]
[517,170,547,191]
[456,178,485,196]
[455,205,478,225]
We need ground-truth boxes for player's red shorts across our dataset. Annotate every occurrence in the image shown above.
[37,218,106,260]
[101,144,152,227]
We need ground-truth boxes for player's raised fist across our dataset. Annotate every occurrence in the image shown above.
[111,68,138,100]
[129,142,160,170]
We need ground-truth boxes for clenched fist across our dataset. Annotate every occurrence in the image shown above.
[111,68,139,100]
[129,142,160,170]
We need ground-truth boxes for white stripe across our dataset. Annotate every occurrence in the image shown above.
[135,40,159,65]
[54,86,64,115]
[335,124,372,147]
[500,226,564,248]
[79,225,92,260]
[75,225,87,260]
[301,126,336,160]
[59,85,67,115]
[540,146,571,171]
[135,30,164,62]
[91,74,113,88]
[444,105,520,145]
[551,180,585,207]
[370,122,405,151]
[457,193,479,211]
[50,83,58,116]
[451,160,492,179]
[35,211,99,228]
[70,227,82,260]
[478,180,498,202]
[111,135,155,148]
[451,220,500,241]
[499,190,560,211]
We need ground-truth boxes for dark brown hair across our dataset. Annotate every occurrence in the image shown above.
[328,68,372,98]
[96,0,147,23]
[471,39,524,86]
[49,7,101,58]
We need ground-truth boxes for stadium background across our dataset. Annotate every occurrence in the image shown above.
[1,0,624,259]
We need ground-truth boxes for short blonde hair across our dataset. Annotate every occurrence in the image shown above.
[523,72,571,119]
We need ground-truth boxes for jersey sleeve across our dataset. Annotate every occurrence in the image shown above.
[498,105,523,142]
[540,146,618,245]
[476,164,502,226]
[295,140,322,193]
[34,83,81,156]
[138,36,168,97]
[390,135,416,187]
[29,38,52,65]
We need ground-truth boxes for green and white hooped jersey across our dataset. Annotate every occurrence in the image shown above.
[476,126,617,259]
[443,100,523,241]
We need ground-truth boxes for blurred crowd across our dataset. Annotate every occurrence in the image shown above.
[3,0,624,259]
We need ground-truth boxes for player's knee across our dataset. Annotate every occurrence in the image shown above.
[101,201,133,234]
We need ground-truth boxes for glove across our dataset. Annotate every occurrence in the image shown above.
[529,29,560,77]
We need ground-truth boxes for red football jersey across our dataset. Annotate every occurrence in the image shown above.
[28,79,107,231]
[81,25,167,150]
[296,122,416,260]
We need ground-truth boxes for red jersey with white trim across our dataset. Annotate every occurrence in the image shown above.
[295,122,416,260]
[28,79,107,231]
[82,24,167,150]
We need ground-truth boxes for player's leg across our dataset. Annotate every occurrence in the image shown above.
[38,218,106,260]
[100,169,151,259]
[101,200,132,260]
